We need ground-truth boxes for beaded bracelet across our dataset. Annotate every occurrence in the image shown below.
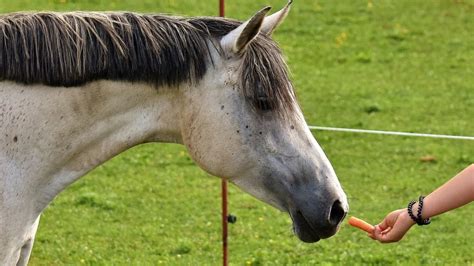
[407,196,431,226]
[407,200,417,223]
[416,196,431,225]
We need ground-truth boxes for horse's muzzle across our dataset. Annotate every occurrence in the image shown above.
[289,200,347,243]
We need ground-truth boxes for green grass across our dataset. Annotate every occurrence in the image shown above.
[2,0,474,265]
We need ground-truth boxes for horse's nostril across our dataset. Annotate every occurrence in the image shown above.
[329,200,346,225]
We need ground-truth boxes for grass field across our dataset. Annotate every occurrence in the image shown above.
[1,0,473,265]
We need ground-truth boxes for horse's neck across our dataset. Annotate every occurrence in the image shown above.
[0,80,183,212]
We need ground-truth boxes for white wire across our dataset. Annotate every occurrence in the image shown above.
[308,126,474,141]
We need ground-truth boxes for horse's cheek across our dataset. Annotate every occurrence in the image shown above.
[180,109,216,174]
[181,111,243,178]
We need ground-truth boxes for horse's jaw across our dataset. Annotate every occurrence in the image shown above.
[290,210,321,243]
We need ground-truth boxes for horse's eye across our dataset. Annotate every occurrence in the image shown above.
[254,85,273,111]
[256,96,272,111]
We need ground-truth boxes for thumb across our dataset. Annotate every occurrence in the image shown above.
[377,217,391,231]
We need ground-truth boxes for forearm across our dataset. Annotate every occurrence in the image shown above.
[415,164,474,219]
[371,165,473,243]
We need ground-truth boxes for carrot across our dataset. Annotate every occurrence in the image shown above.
[348,216,374,233]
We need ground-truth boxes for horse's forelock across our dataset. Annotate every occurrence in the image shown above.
[241,35,295,116]
[190,17,296,116]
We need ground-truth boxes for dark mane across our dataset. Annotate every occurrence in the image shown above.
[0,12,294,113]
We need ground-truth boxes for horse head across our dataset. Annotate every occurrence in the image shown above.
[181,1,348,242]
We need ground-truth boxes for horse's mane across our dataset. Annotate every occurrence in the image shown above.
[0,12,294,113]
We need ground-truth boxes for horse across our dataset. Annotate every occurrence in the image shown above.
[0,1,348,264]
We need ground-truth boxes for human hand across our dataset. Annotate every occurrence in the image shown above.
[368,209,415,243]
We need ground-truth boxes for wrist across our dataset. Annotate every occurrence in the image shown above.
[401,209,416,227]
[407,197,431,225]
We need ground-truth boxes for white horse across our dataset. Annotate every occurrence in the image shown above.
[0,2,348,264]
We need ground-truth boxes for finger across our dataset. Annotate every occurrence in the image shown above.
[381,226,392,234]
[373,225,383,236]
[375,230,399,243]
[374,225,390,235]
[367,233,376,240]
[372,225,385,241]
[377,218,390,231]
[378,220,409,243]
[378,237,396,244]
[374,225,396,242]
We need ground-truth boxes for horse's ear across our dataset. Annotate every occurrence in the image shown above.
[261,0,292,36]
[220,6,271,54]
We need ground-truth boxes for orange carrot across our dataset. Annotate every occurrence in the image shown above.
[348,216,374,233]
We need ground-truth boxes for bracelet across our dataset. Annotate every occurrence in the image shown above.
[407,196,431,226]
[417,196,431,225]
[407,200,417,223]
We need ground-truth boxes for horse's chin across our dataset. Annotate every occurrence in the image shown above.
[291,217,321,243]
[293,225,321,243]
[290,210,337,243]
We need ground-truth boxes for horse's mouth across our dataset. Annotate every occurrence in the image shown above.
[289,210,321,243]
